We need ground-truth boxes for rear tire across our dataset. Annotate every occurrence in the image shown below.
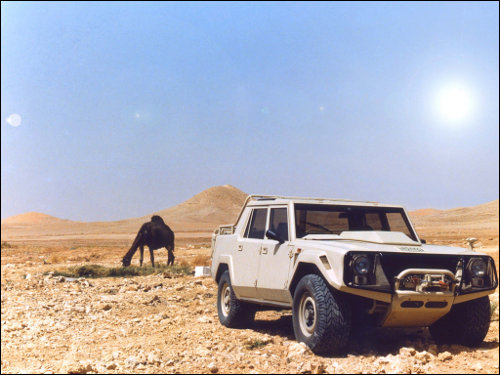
[217,271,255,328]
[429,296,491,347]
[292,274,351,354]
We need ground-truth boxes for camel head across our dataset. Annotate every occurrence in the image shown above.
[122,256,131,267]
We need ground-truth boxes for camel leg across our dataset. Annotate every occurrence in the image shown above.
[150,248,155,267]
[167,249,175,266]
[139,246,144,267]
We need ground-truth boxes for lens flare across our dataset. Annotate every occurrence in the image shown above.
[6,113,22,127]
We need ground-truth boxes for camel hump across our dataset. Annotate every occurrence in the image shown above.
[151,215,165,224]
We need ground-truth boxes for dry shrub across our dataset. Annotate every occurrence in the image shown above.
[191,254,211,266]
[48,254,66,264]
[178,258,191,268]
[48,263,191,279]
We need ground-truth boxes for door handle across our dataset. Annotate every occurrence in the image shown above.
[237,244,243,251]
[262,247,268,254]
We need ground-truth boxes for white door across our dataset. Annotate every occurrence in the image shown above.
[257,206,293,303]
[231,207,268,299]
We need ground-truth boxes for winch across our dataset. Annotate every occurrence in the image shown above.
[394,269,456,293]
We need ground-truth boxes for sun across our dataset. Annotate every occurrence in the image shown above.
[435,83,474,124]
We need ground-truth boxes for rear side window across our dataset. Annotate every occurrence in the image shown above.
[244,208,267,239]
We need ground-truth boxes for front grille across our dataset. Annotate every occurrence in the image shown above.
[343,251,497,294]
[379,253,461,287]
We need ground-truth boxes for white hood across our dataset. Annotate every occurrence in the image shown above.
[298,231,481,256]
[302,231,419,245]
[338,231,419,245]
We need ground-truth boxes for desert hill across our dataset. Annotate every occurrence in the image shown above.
[408,199,499,246]
[1,185,249,241]
[409,208,442,217]
[1,188,498,246]
[1,212,74,225]
[410,199,499,224]
[152,184,248,226]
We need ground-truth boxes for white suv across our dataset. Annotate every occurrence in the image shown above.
[210,195,498,354]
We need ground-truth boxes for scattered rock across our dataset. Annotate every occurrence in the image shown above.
[208,362,218,373]
[470,362,483,371]
[438,351,452,362]
[106,362,117,370]
[197,316,212,324]
[62,360,95,374]
[146,295,161,305]
[125,356,138,368]
[287,342,312,362]
[399,347,416,357]
[100,303,112,311]
[414,351,432,364]
[147,353,160,364]
[124,285,138,292]
[427,344,438,356]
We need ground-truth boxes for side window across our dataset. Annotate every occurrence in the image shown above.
[244,208,267,239]
[269,208,289,241]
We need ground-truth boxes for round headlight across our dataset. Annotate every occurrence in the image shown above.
[353,255,371,275]
[469,258,487,277]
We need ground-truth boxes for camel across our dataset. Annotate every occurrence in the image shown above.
[122,215,175,267]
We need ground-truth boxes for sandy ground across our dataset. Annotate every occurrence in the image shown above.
[1,237,499,374]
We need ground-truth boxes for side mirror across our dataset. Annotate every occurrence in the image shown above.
[266,230,284,244]
[421,239,426,244]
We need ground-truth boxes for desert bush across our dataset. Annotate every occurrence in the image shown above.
[48,254,66,264]
[191,254,211,266]
[48,263,192,279]
[1,241,15,249]
[178,258,191,268]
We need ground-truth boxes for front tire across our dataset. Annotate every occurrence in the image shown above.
[429,296,491,346]
[292,274,351,354]
[217,271,255,328]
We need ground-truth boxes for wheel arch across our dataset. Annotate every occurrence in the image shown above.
[289,262,332,297]
[215,263,229,284]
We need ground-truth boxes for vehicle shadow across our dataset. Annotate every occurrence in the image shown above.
[347,326,499,357]
[252,313,295,340]
[249,313,499,358]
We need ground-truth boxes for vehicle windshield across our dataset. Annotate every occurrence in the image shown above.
[294,204,417,241]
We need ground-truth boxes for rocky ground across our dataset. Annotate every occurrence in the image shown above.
[1,244,499,374]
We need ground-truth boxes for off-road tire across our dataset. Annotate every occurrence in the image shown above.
[429,296,491,346]
[217,271,256,328]
[292,274,351,355]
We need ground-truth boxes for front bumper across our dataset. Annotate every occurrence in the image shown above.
[340,252,498,327]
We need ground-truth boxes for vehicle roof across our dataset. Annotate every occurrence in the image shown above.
[245,195,404,208]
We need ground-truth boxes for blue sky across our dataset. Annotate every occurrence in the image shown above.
[1,1,499,221]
